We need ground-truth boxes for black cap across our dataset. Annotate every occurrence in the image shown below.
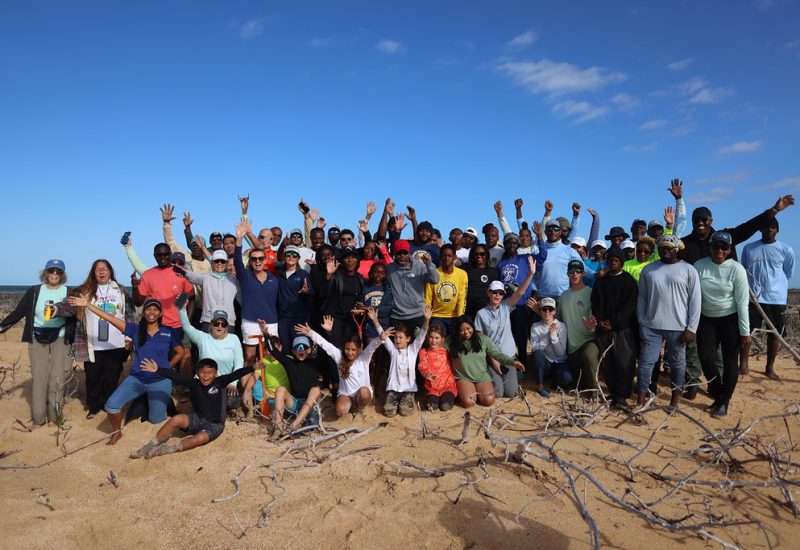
[692,206,713,220]
[606,247,626,264]
[567,260,585,273]
[604,226,630,240]
[142,298,162,311]
[341,246,359,258]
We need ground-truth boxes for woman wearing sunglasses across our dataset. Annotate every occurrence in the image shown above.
[694,231,751,418]
[178,249,240,333]
[0,259,76,429]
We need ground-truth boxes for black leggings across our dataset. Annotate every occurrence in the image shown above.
[697,313,741,405]
[84,348,128,414]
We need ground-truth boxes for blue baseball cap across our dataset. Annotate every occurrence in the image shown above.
[45,259,65,271]
[709,231,733,246]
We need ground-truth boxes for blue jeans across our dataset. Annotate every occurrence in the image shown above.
[105,375,172,423]
[533,350,573,387]
[637,325,686,393]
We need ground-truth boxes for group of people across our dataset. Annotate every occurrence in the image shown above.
[1,182,795,459]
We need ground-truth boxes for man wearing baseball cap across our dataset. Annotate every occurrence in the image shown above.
[538,220,588,299]
[386,239,440,333]
[636,234,700,410]
[179,249,240,332]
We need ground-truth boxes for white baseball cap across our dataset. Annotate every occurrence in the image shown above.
[570,236,587,248]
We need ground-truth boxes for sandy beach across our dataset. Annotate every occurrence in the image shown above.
[1,319,800,549]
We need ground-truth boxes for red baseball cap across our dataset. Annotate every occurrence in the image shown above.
[393,240,411,254]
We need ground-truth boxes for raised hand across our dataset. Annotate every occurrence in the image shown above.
[395,212,407,232]
[238,194,249,214]
[380,327,395,342]
[194,234,206,248]
[527,255,536,275]
[366,201,376,218]
[358,219,369,233]
[122,235,132,249]
[423,305,432,320]
[140,358,159,373]
[317,216,326,229]
[309,208,319,222]
[668,179,683,200]
[527,297,540,313]
[544,200,553,213]
[572,202,581,216]
[532,220,542,240]
[294,323,313,336]
[664,206,675,226]
[493,200,503,216]
[774,195,796,212]
[385,197,395,216]
[160,203,176,223]
[366,307,378,321]
[326,257,339,275]
[514,198,523,209]
[321,315,334,332]
[406,205,417,221]
[183,211,193,228]
[298,198,310,214]
[235,220,250,239]
[586,207,597,218]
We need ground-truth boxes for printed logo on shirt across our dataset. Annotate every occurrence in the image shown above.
[363,290,384,307]
[436,281,457,303]
[159,332,171,337]
[208,386,219,395]
[500,263,519,285]
[480,274,488,283]
[412,250,428,262]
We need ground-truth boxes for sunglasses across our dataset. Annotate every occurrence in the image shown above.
[258,235,271,240]
[567,269,583,274]
[250,257,265,263]
[212,259,227,264]
[395,250,409,256]
[489,290,505,296]
[545,227,561,233]
[46,268,63,274]
[293,344,309,351]
[210,236,222,241]
[212,321,228,328]
[285,252,300,258]
[541,306,555,312]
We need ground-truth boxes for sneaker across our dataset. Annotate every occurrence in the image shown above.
[612,398,629,412]
[538,388,551,398]
[383,391,399,417]
[398,393,416,416]
[711,403,728,418]
[145,443,180,459]
[130,440,160,459]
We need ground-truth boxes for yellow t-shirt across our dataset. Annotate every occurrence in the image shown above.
[425,267,468,318]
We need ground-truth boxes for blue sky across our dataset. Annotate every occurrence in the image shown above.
[2,0,799,285]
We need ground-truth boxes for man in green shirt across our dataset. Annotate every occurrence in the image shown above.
[557,260,600,397]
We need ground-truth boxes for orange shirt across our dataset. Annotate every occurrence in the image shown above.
[137,267,195,329]
[417,347,457,396]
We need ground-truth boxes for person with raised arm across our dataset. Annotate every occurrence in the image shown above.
[386,239,440,335]
[425,244,468,334]
[68,295,184,444]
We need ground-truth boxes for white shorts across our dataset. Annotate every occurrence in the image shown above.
[241,320,277,346]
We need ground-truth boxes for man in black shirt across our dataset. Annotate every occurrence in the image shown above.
[131,358,252,459]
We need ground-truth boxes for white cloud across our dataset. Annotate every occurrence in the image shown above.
[552,100,609,123]
[688,187,736,204]
[307,37,332,48]
[695,170,751,186]
[639,119,668,130]
[752,176,800,192]
[668,58,694,71]
[611,92,641,111]
[240,19,264,39]
[506,31,538,50]
[620,143,657,153]
[719,140,764,154]
[497,59,627,96]
[375,39,406,55]
[678,77,734,104]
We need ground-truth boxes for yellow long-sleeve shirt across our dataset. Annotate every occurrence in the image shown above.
[425,267,468,318]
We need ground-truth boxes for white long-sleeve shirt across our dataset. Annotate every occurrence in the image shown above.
[384,327,427,392]
[530,320,568,363]
[309,330,381,397]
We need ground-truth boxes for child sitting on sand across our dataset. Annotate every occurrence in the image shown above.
[131,358,252,459]
[246,334,291,412]
[417,323,457,412]
[382,305,432,417]
[268,330,323,434]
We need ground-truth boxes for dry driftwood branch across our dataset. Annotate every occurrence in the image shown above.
[212,459,256,503]
[0,448,22,459]
[108,470,119,488]
[748,288,800,365]
[395,460,445,477]
[259,468,286,528]
[0,430,121,470]
[36,493,55,511]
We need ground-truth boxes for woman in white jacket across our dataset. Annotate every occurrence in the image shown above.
[529,297,570,397]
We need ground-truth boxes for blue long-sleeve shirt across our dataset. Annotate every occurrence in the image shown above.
[536,242,585,298]
[741,239,795,305]
[497,243,547,305]
[234,245,279,323]
[278,268,313,320]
